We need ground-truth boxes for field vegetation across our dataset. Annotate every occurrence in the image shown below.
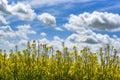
[0,40,120,80]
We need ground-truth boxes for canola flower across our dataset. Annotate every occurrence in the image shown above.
[0,41,120,80]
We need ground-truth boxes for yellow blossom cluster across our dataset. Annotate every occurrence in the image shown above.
[0,41,120,80]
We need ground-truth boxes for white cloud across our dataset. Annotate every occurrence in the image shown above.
[0,24,36,50]
[0,16,9,24]
[11,3,36,21]
[40,32,47,37]
[55,27,64,31]
[0,26,16,38]
[49,36,64,51]
[19,39,28,46]
[37,29,120,53]
[0,38,16,50]
[36,12,120,53]
[0,26,13,32]
[39,38,50,44]
[66,29,111,45]
[0,26,16,49]
[63,12,120,52]
[3,40,15,47]
[27,0,93,8]
[0,30,16,38]
[37,36,64,51]
[65,11,120,32]
[16,25,36,39]
[0,0,12,14]
[53,36,63,41]
[0,0,36,21]
[38,13,56,26]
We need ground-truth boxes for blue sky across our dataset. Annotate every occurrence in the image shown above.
[0,0,120,52]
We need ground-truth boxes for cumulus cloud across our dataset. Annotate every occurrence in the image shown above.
[36,12,120,53]
[0,24,36,50]
[16,25,36,39]
[40,32,47,37]
[66,29,110,45]
[0,26,16,38]
[33,11,120,53]
[3,40,15,47]
[38,13,56,26]
[63,12,120,52]
[11,3,36,21]
[0,0,36,21]
[36,36,64,51]
[65,11,120,32]
[36,29,120,53]
[39,38,50,44]
[67,30,120,52]
[0,26,16,49]
[0,16,9,24]
[19,39,28,46]
[53,36,63,41]
[0,39,15,48]
[0,26,13,32]
[0,25,36,40]
[0,0,11,14]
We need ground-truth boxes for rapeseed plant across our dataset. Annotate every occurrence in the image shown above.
[0,41,120,80]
